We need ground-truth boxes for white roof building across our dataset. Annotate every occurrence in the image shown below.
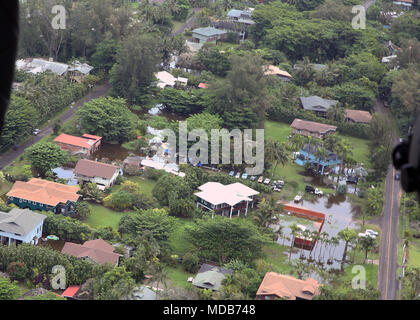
[155,71,188,89]
[195,182,259,218]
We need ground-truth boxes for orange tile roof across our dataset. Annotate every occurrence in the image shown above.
[7,178,80,207]
[54,133,101,150]
[256,272,320,300]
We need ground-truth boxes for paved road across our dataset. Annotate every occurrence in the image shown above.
[376,100,401,300]
[0,82,111,169]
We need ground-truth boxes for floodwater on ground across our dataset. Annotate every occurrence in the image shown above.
[90,104,186,162]
[275,194,361,274]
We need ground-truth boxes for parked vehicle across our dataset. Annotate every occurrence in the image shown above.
[33,128,41,135]
[264,178,271,185]
[346,176,359,184]
[229,171,235,176]
[294,194,302,202]
[242,173,248,180]
[250,176,256,181]
[305,185,315,193]
[366,229,379,237]
[395,172,400,180]
[305,185,323,196]
[258,176,264,183]
[235,172,241,178]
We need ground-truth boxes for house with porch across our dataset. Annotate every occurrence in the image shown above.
[54,133,102,156]
[74,159,121,191]
[0,208,46,246]
[291,119,337,140]
[295,144,342,176]
[195,182,259,218]
[256,272,320,300]
[192,264,233,292]
[191,27,227,44]
[7,178,80,215]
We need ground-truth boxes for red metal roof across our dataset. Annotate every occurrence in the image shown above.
[198,83,208,88]
[62,285,80,298]
[54,133,101,149]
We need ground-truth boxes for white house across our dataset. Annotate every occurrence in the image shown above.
[74,159,121,190]
[155,71,188,89]
[195,182,259,218]
[0,208,47,246]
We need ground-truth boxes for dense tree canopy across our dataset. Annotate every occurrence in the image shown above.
[77,97,137,143]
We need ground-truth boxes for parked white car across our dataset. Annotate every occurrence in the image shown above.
[264,178,271,185]
[365,229,379,237]
[235,172,241,178]
[242,173,248,180]
[314,188,323,196]
[258,176,264,183]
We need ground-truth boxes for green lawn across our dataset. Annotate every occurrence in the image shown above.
[261,242,295,275]
[86,204,136,230]
[344,264,379,288]
[336,134,371,168]
[110,176,157,198]
[168,218,196,255]
[165,265,195,289]
[398,238,420,268]
[264,121,292,143]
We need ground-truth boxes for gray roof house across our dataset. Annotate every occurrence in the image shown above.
[191,27,227,44]
[300,96,339,116]
[0,208,46,246]
[192,264,233,291]
[133,286,158,300]
[227,9,255,25]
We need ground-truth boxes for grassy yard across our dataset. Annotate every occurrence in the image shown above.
[110,176,157,198]
[344,264,379,288]
[168,218,195,255]
[398,238,420,268]
[86,204,136,230]
[165,265,195,289]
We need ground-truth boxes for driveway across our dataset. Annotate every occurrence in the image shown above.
[0,82,111,169]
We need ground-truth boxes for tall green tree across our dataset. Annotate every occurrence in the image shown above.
[110,33,162,104]
[25,142,69,174]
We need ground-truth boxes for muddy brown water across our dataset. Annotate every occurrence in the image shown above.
[276,194,361,274]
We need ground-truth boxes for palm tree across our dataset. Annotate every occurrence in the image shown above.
[338,228,358,271]
[253,197,276,231]
[295,57,315,86]
[326,103,346,122]
[289,224,301,262]
[265,138,289,178]
[328,236,339,264]
[360,235,375,264]
[289,134,305,152]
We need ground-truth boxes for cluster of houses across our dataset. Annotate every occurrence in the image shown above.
[15,57,93,83]
[190,8,255,46]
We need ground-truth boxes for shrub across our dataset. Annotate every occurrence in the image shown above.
[337,184,347,195]
[182,252,200,273]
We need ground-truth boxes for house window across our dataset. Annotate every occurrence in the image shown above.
[19,199,22,203]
